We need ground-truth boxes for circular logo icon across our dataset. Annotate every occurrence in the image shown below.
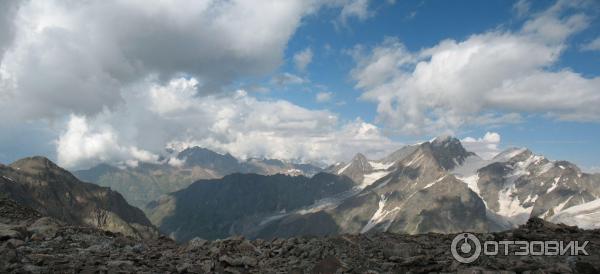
[451,233,481,263]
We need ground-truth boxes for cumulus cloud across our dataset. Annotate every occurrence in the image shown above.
[293,48,313,71]
[2,0,309,119]
[0,0,386,168]
[0,0,376,121]
[316,92,333,102]
[462,132,502,160]
[350,1,600,134]
[54,77,400,169]
[56,115,159,169]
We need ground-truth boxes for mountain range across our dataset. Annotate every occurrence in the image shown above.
[1,136,597,243]
[74,147,322,209]
[142,136,600,241]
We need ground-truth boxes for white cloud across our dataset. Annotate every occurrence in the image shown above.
[149,77,198,114]
[54,77,400,168]
[351,2,600,135]
[316,92,333,102]
[581,37,600,51]
[0,0,385,167]
[167,157,185,168]
[0,0,375,121]
[462,132,502,160]
[0,0,312,120]
[0,0,391,168]
[56,115,159,169]
[293,47,313,71]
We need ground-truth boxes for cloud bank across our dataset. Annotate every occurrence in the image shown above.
[55,78,399,168]
[0,0,399,168]
[351,1,600,134]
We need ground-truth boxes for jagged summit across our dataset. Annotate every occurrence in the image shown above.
[430,134,453,144]
[420,136,474,170]
[349,153,372,172]
[492,147,528,162]
[177,146,240,169]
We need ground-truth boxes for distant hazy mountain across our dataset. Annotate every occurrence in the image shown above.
[0,157,157,239]
[74,162,220,210]
[146,136,600,240]
[74,147,322,209]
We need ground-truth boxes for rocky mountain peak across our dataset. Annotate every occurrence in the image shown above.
[176,146,241,174]
[492,147,528,162]
[178,147,237,162]
[506,149,534,163]
[350,153,371,172]
[421,137,473,170]
[431,134,453,144]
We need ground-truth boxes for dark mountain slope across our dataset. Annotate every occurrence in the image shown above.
[0,156,157,239]
[147,172,355,241]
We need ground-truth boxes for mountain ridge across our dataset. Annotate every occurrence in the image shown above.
[0,156,157,239]
[146,136,600,241]
[74,146,324,208]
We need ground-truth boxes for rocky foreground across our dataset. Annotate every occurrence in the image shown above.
[1,196,599,273]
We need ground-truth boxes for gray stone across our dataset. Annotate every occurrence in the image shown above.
[27,217,61,240]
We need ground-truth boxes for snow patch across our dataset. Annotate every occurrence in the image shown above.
[337,163,351,174]
[452,155,488,178]
[368,161,394,170]
[361,194,391,233]
[285,168,302,175]
[361,171,391,189]
[523,194,539,204]
[404,154,423,167]
[497,184,533,222]
[550,199,600,230]
[537,162,554,175]
[457,174,481,196]
[1,175,15,183]
[423,176,446,189]
[547,176,561,193]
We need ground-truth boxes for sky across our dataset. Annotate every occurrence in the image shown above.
[0,0,599,172]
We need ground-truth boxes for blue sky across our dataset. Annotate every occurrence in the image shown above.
[256,0,600,170]
[0,0,598,171]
